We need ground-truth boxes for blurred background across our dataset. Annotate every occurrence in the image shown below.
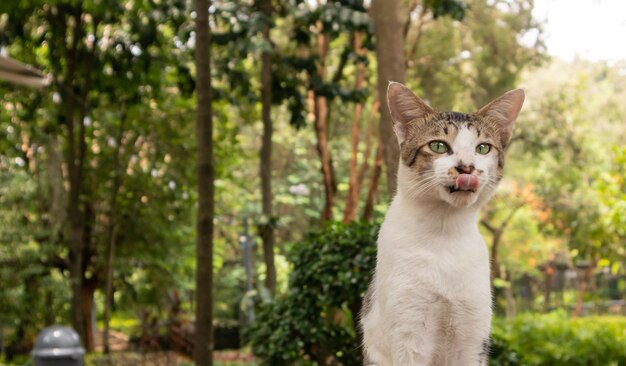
[0,0,625,365]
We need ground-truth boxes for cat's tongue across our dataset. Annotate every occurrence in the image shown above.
[455,174,479,191]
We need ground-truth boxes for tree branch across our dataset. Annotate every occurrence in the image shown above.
[480,219,497,234]
[405,5,430,68]
[331,40,352,84]
[402,0,420,38]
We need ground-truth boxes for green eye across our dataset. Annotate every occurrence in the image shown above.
[429,141,449,154]
[476,143,491,155]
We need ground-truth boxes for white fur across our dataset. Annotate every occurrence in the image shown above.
[361,126,498,366]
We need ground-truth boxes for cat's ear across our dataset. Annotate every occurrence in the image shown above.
[476,89,525,146]
[387,81,434,143]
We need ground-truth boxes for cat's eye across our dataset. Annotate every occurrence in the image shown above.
[429,141,449,154]
[476,143,491,155]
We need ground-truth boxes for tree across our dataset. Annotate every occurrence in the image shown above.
[102,107,126,354]
[370,0,406,197]
[258,0,277,295]
[194,0,215,364]
[342,31,369,223]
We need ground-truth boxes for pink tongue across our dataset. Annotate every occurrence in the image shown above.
[455,174,479,191]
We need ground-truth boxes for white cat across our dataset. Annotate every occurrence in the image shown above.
[360,82,524,366]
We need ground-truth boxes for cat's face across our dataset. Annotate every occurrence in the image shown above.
[388,82,524,208]
[398,112,505,208]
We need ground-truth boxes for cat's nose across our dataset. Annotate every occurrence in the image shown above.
[455,164,475,174]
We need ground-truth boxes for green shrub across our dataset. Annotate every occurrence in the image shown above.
[245,221,378,366]
[491,312,626,366]
[489,330,527,366]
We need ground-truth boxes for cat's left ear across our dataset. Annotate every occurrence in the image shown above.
[476,89,525,146]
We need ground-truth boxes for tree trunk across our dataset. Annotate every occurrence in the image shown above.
[65,7,99,345]
[42,3,100,347]
[44,135,66,241]
[343,31,366,223]
[80,203,97,353]
[258,0,276,295]
[81,278,97,352]
[543,265,553,313]
[357,99,379,186]
[194,0,215,364]
[314,93,334,221]
[490,231,502,285]
[574,265,593,317]
[103,110,126,354]
[370,0,406,198]
[353,100,380,221]
[362,141,383,222]
[103,229,117,355]
[313,20,335,222]
[78,25,98,351]
[65,9,86,341]
[502,268,516,318]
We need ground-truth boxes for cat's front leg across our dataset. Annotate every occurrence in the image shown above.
[449,304,492,366]
[388,294,444,366]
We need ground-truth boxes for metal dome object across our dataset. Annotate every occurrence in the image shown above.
[32,325,85,364]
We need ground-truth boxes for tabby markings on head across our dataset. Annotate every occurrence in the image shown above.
[400,111,505,172]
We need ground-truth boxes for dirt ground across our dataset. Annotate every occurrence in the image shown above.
[87,350,255,366]
[90,329,255,365]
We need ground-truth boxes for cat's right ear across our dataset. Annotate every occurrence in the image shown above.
[387,81,434,143]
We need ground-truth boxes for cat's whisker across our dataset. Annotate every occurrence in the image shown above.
[406,176,439,192]
[408,178,442,199]
[407,175,439,189]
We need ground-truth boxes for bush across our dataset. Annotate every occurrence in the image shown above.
[489,331,526,366]
[245,221,378,366]
[491,311,626,366]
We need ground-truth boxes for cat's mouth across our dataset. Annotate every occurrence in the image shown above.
[448,174,479,193]
[448,186,476,193]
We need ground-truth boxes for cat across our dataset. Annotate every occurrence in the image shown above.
[360,82,524,366]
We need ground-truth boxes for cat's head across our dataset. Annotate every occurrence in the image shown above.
[388,82,524,208]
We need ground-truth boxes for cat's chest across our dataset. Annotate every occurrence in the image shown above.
[385,232,487,274]
[377,222,490,298]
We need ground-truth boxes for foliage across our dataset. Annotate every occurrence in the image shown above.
[509,60,626,263]
[596,145,626,245]
[409,0,545,110]
[489,331,526,366]
[246,221,378,365]
[491,312,626,366]
[424,0,467,20]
